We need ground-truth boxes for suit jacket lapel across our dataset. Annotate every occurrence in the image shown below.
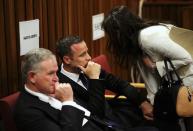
[57,71,88,95]
[57,71,89,106]
[22,90,60,123]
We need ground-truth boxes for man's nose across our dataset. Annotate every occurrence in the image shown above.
[54,74,59,82]
[87,53,91,60]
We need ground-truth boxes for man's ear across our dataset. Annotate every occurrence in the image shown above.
[28,71,36,84]
[63,56,71,64]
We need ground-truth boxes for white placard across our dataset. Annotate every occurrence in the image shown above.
[92,13,105,41]
[19,19,39,56]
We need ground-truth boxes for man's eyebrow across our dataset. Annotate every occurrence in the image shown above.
[79,51,87,56]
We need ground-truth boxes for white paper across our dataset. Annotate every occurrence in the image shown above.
[92,13,105,41]
[19,19,39,56]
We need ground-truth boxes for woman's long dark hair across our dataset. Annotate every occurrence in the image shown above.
[102,5,158,67]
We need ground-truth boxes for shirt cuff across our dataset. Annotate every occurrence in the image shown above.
[62,101,91,126]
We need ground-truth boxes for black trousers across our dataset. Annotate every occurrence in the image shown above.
[109,126,158,131]
[154,119,181,131]
[128,127,159,131]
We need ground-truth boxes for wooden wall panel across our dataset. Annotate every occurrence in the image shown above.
[1,0,193,97]
[33,0,44,47]
[0,0,171,97]
[26,0,34,19]
[55,0,63,41]
[41,0,49,48]
[0,0,140,97]
[181,6,193,30]
[0,0,8,95]
[47,0,56,51]
[4,0,19,94]
[14,0,26,92]
[142,1,193,28]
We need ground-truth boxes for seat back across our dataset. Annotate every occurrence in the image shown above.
[169,26,193,58]
[92,54,111,73]
[0,92,20,131]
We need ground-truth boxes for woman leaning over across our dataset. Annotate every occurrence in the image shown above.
[102,5,193,131]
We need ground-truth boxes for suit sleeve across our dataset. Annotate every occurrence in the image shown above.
[60,106,85,131]
[100,69,147,106]
[15,105,85,131]
[87,79,105,119]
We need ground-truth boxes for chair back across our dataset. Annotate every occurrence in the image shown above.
[169,26,193,58]
[0,92,20,131]
[92,54,111,73]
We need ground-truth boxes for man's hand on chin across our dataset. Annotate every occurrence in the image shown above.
[78,61,101,79]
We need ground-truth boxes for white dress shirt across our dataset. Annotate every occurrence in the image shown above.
[25,85,90,125]
[60,63,87,90]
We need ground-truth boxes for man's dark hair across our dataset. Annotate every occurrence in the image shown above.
[56,35,83,60]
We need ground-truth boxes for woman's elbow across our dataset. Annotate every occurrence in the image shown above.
[184,55,193,64]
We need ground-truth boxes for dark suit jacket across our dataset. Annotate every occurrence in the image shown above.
[57,68,147,129]
[14,89,106,131]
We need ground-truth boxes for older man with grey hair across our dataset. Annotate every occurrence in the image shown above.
[14,48,107,131]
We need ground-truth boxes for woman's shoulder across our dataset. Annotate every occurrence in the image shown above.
[140,24,172,37]
[139,24,173,43]
[138,24,174,47]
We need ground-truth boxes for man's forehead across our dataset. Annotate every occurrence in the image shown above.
[71,41,85,51]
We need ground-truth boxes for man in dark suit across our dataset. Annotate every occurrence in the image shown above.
[56,35,158,131]
[14,48,111,131]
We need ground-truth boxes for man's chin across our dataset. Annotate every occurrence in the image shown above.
[84,63,88,68]
[50,86,55,94]
[74,67,81,73]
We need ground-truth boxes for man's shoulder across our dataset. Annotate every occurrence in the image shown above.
[15,90,58,117]
[15,90,43,108]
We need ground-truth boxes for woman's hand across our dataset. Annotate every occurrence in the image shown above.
[142,56,156,70]
[140,101,154,120]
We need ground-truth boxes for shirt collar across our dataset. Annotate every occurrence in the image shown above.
[24,85,91,125]
[60,63,80,82]
[25,85,62,110]
[25,85,50,102]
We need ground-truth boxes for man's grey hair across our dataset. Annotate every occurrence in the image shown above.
[21,48,56,83]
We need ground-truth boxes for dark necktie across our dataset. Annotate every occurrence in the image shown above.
[79,73,89,89]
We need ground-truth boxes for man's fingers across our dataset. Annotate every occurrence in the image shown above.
[145,116,154,121]
[55,83,71,89]
[77,65,85,72]
[53,82,73,102]
[60,83,71,88]
[144,113,154,120]
[55,82,59,88]
[65,83,71,87]
[88,61,94,66]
